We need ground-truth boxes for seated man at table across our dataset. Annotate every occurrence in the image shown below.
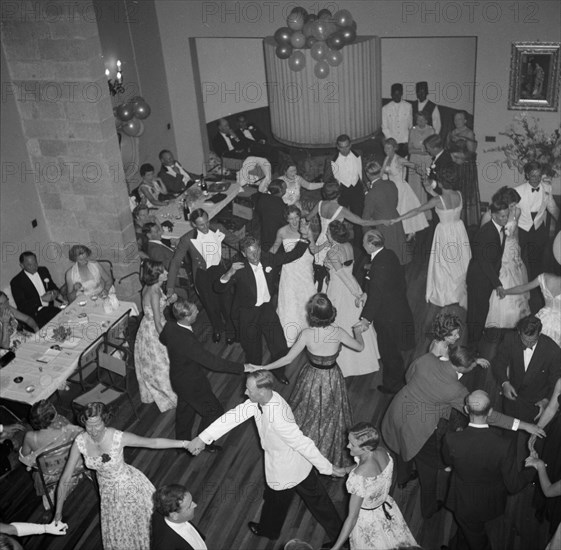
[157,150,196,195]
[212,118,250,161]
[10,251,65,328]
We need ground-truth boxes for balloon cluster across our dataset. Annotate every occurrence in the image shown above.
[113,97,152,137]
[273,7,357,79]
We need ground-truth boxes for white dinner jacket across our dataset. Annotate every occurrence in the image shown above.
[515,181,559,231]
[199,391,333,490]
[382,101,413,143]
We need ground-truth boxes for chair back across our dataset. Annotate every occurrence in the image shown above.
[67,335,104,391]
[105,310,131,349]
[97,259,114,282]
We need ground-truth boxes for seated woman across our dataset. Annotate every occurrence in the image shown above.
[19,400,83,510]
[65,245,114,303]
[0,290,38,356]
[138,163,171,206]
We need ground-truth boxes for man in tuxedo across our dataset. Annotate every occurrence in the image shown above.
[515,161,559,312]
[491,315,560,424]
[152,484,206,550]
[144,222,174,271]
[443,390,533,550]
[235,115,267,144]
[188,370,345,543]
[423,134,455,186]
[254,179,287,252]
[382,83,413,157]
[158,150,195,195]
[355,230,415,393]
[10,251,65,328]
[215,235,309,385]
[466,198,509,344]
[412,81,441,135]
[159,299,248,450]
[212,118,251,161]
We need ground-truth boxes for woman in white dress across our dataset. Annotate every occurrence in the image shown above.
[271,206,327,346]
[330,423,417,550]
[392,173,471,309]
[325,221,380,377]
[278,162,324,207]
[382,138,429,238]
[65,244,114,303]
[484,187,530,328]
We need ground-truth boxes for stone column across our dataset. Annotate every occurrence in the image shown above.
[1,0,141,304]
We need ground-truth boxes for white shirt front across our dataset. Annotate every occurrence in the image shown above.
[242,129,255,141]
[149,239,174,251]
[251,263,271,306]
[382,101,413,143]
[199,391,333,489]
[491,219,505,245]
[25,271,48,307]
[514,182,558,231]
[220,132,234,151]
[523,343,537,371]
[370,247,384,262]
[331,151,362,188]
[164,519,207,550]
[164,162,190,184]
[192,230,224,268]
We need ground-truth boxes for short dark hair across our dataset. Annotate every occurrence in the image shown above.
[306,293,337,327]
[384,138,398,149]
[158,149,172,161]
[69,244,92,262]
[153,484,189,517]
[391,83,403,93]
[493,186,521,205]
[322,181,341,201]
[448,345,477,369]
[349,422,380,451]
[240,235,260,252]
[336,134,351,145]
[247,370,275,389]
[189,208,208,224]
[364,230,384,248]
[328,220,349,243]
[432,311,462,342]
[517,315,542,337]
[142,222,158,235]
[268,179,285,196]
[489,198,509,214]
[172,298,197,321]
[416,81,428,91]
[133,204,149,220]
[19,251,37,264]
[524,161,542,178]
[140,163,155,176]
[79,402,112,427]
[141,259,165,286]
[29,399,58,430]
[423,134,443,150]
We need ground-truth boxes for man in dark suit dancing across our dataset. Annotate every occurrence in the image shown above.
[159,299,249,451]
[443,390,534,550]
[354,230,415,394]
[215,234,310,385]
[152,484,206,550]
[10,251,65,328]
[466,197,509,344]
[254,179,287,252]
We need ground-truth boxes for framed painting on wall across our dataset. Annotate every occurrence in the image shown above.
[508,42,560,111]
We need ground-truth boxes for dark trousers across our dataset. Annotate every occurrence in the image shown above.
[519,224,547,313]
[396,143,409,158]
[259,469,342,539]
[173,379,224,440]
[339,183,365,249]
[454,516,492,550]
[239,303,287,376]
[374,321,405,392]
[466,282,493,345]
[195,267,234,336]
[413,432,442,519]
[35,305,61,328]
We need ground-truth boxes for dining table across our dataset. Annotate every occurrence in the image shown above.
[0,297,138,406]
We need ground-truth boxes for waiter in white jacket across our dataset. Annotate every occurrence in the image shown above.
[188,370,345,543]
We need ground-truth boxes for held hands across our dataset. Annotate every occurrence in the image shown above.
[496,286,506,299]
[519,422,546,438]
[354,293,367,308]
[525,456,546,470]
[165,292,178,306]
[47,521,69,535]
[299,218,311,239]
[186,436,205,456]
[534,398,549,421]
[244,363,261,373]
[502,381,518,400]
[352,319,371,333]
[331,466,347,477]
[475,358,490,369]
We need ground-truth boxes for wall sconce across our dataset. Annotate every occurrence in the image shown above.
[106,60,125,96]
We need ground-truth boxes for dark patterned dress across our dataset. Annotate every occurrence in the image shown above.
[289,349,353,467]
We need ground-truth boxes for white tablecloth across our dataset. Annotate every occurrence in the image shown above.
[0,299,138,405]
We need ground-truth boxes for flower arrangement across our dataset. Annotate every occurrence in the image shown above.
[485,115,561,177]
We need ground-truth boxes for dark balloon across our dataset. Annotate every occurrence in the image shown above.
[326,48,343,67]
[302,21,314,38]
[290,6,308,18]
[274,27,292,45]
[305,35,318,49]
[122,117,144,137]
[275,44,293,59]
[116,103,134,122]
[317,9,332,21]
[351,20,358,31]
[133,100,151,119]
[287,11,305,31]
[290,31,306,49]
[288,50,306,72]
[314,60,330,79]
[334,9,354,27]
[311,20,330,41]
[341,27,357,45]
[310,40,328,61]
[305,13,317,23]
[326,31,345,50]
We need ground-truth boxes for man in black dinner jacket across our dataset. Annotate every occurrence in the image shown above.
[354,230,415,394]
[159,298,248,452]
[214,232,310,385]
[466,197,509,344]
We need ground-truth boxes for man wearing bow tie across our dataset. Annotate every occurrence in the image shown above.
[515,162,559,312]
[158,150,196,195]
[144,222,175,271]
[212,118,251,161]
[215,234,310,385]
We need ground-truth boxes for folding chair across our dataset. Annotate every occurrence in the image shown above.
[105,309,131,352]
[67,336,105,392]
[36,441,95,510]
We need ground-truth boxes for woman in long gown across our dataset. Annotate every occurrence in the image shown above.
[325,221,380,377]
[271,206,327,347]
[503,272,561,347]
[381,138,429,238]
[65,244,114,302]
[446,111,480,227]
[408,112,436,216]
[330,423,417,550]
[134,260,178,412]
[392,174,471,309]
[256,294,367,467]
[54,402,188,550]
[484,187,530,328]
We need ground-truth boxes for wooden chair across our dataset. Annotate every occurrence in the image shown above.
[67,336,105,392]
[72,336,138,422]
[36,441,95,510]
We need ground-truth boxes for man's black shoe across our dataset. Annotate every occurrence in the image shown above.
[247,522,279,539]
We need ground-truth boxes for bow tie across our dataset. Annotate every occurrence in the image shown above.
[257,404,263,413]
[531,187,540,193]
